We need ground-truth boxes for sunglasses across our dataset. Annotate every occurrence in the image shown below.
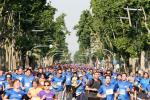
[6,76,11,78]
[44,85,50,86]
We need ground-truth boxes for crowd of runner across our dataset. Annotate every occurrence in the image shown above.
[0,64,149,100]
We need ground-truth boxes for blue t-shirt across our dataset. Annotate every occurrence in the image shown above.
[45,72,51,78]
[98,83,118,100]
[62,72,66,78]
[140,78,150,91]
[117,81,133,100]
[76,80,85,95]
[146,84,150,92]
[51,76,65,92]
[0,75,5,86]
[65,73,72,85]
[86,72,93,81]
[82,76,88,84]
[13,74,25,83]
[5,88,25,100]
[3,80,10,90]
[22,75,34,93]
[135,76,142,83]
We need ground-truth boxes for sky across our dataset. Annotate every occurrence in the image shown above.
[47,0,91,58]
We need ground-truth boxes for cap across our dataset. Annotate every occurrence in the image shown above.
[78,73,83,77]
[6,74,12,78]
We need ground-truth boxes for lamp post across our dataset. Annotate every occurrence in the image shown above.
[103,49,116,69]
[30,45,53,51]
[26,44,53,68]
[48,51,64,65]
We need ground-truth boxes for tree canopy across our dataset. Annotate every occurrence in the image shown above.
[74,0,150,67]
[0,0,69,68]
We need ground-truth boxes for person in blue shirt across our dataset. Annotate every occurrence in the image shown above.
[97,75,118,100]
[3,79,25,100]
[13,67,25,84]
[22,69,35,93]
[116,73,133,100]
[102,70,116,85]
[139,72,150,92]
[82,71,88,84]
[3,73,13,90]
[51,68,65,100]
[62,69,67,79]
[76,73,86,100]
[0,69,5,86]
[45,67,51,79]
[86,70,93,81]
[116,74,122,84]
[65,71,72,93]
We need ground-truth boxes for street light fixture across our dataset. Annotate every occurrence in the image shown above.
[31,44,53,51]
[31,29,44,32]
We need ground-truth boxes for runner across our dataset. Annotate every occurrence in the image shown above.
[86,70,102,100]
[27,79,42,100]
[22,69,35,94]
[38,80,55,100]
[51,68,65,100]
[97,75,118,100]
[3,79,25,100]
[116,73,133,100]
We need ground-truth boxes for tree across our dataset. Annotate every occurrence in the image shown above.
[0,0,69,69]
[75,0,150,71]
[74,10,92,50]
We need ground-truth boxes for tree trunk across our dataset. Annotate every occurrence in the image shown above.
[49,56,53,66]
[5,43,9,70]
[140,51,145,70]
[15,51,20,67]
[25,54,29,68]
[130,58,139,74]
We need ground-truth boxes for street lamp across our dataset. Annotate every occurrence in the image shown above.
[26,44,53,68]
[31,29,44,32]
[103,49,116,69]
[30,44,53,51]
[48,51,64,65]
[103,49,114,57]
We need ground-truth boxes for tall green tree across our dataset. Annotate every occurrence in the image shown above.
[0,0,69,68]
[75,0,150,70]
[74,10,92,51]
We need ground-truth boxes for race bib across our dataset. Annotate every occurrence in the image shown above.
[76,92,82,96]
[25,83,30,87]
[0,81,2,84]
[31,97,40,100]
[18,77,22,80]
[46,96,53,99]
[18,94,22,97]
[119,89,126,95]
[66,78,70,81]
[106,89,113,95]
[57,82,61,86]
